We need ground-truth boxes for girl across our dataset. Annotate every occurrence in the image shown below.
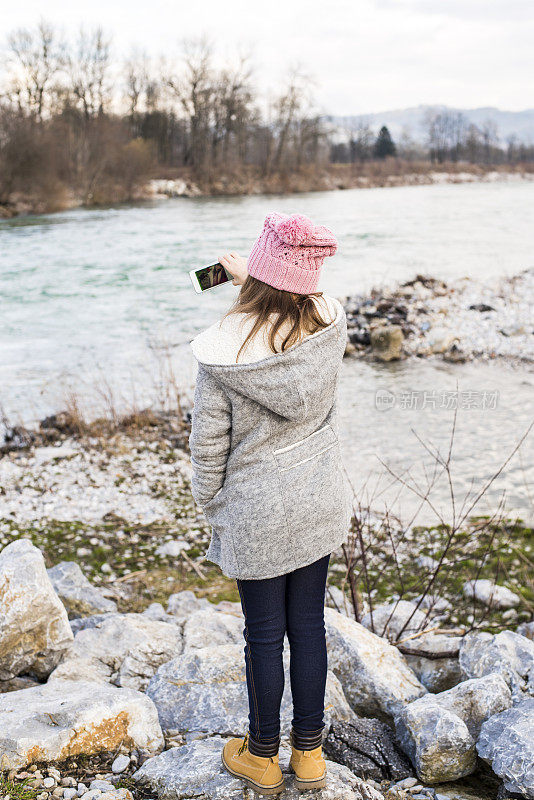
[189,212,352,795]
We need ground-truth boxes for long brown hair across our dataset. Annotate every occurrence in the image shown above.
[226,276,331,363]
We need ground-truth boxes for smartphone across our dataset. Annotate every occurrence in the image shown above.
[189,262,232,293]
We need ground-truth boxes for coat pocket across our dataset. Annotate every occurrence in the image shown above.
[273,424,338,472]
[202,486,223,511]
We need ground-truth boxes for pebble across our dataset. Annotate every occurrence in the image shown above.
[77,785,88,796]
[63,790,77,800]
[80,791,102,800]
[111,755,130,774]
[89,782,114,793]
[61,779,77,788]
[48,769,61,781]
[394,778,419,790]
[155,540,188,558]
[43,778,56,789]
[52,789,64,798]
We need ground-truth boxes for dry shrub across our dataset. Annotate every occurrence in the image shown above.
[340,411,533,638]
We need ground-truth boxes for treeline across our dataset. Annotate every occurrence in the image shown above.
[331,111,534,165]
[1,21,533,214]
[0,21,327,210]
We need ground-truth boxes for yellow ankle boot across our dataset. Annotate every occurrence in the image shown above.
[222,735,285,796]
[290,745,327,790]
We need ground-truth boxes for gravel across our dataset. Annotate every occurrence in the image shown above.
[0,436,194,525]
[344,268,534,365]
[407,269,534,362]
[0,437,192,525]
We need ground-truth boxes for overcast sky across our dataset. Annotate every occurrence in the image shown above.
[2,0,533,115]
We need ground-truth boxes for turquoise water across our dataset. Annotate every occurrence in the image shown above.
[1,181,533,517]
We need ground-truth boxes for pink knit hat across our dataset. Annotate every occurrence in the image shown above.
[247,212,338,294]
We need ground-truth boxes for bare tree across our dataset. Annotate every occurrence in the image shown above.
[481,118,499,164]
[67,27,112,119]
[165,38,215,176]
[350,119,373,163]
[124,49,153,117]
[212,55,256,166]
[265,69,319,175]
[6,20,65,120]
[427,110,467,163]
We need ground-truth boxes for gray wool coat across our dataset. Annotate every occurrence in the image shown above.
[188,298,352,580]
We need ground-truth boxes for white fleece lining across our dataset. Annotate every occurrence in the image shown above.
[191,295,343,366]
[273,424,329,455]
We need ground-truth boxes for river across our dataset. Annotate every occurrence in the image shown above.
[1,180,533,520]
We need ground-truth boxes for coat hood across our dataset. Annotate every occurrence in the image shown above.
[190,298,346,422]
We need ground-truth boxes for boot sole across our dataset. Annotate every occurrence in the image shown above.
[221,752,285,796]
[294,776,327,790]
[289,765,327,791]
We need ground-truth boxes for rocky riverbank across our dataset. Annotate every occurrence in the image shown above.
[1,416,532,622]
[1,411,533,799]
[1,536,533,800]
[343,268,534,365]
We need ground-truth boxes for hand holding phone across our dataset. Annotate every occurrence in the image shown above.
[218,253,248,286]
[189,263,232,293]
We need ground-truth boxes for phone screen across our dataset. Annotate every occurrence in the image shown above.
[195,263,232,291]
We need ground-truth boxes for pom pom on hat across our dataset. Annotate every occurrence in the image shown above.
[266,212,337,249]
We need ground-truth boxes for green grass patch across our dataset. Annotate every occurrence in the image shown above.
[329,516,533,632]
[0,775,41,800]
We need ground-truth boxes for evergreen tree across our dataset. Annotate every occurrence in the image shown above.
[373,125,396,159]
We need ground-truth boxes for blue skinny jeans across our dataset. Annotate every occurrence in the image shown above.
[236,554,330,753]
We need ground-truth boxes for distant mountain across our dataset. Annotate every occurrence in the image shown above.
[329,105,534,144]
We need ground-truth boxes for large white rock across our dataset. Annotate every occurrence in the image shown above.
[182,608,243,651]
[463,579,521,609]
[48,613,183,690]
[133,736,385,800]
[418,673,512,737]
[361,600,428,642]
[459,630,534,702]
[146,643,354,735]
[477,698,534,799]
[395,673,512,783]
[0,680,163,768]
[47,561,117,618]
[140,603,179,624]
[0,540,73,680]
[324,608,426,720]
[395,703,476,784]
[166,590,210,620]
